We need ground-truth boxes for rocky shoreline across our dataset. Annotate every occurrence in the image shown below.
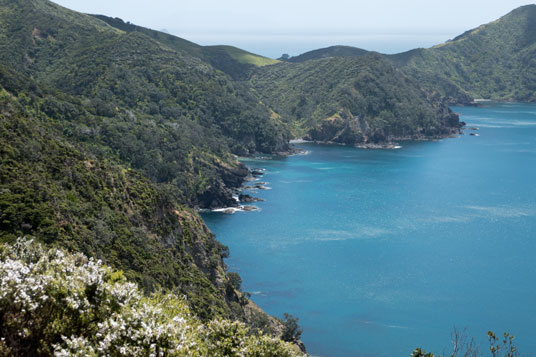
[199,166,270,214]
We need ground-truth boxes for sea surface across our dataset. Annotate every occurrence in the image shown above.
[201,103,536,356]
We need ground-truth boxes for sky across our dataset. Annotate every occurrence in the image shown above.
[53,0,533,58]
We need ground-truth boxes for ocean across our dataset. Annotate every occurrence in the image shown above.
[202,103,536,356]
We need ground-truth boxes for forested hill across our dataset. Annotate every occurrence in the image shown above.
[250,54,460,146]
[389,4,536,103]
[0,0,289,209]
[0,64,242,321]
[87,13,462,146]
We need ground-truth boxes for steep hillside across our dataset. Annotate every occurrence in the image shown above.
[250,54,460,146]
[0,69,219,318]
[0,0,289,208]
[389,5,536,103]
[0,64,297,341]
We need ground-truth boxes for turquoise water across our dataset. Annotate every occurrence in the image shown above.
[202,103,536,356]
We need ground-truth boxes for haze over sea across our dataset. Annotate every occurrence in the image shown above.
[202,103,536,356]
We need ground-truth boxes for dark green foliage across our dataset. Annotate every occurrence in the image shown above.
[226,272,242,292]
[389,5,536,103]
[250,54,459,144]
[281,313,303,342]
[0,0,287,329]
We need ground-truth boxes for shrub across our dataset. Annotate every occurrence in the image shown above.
[0,238,304,356]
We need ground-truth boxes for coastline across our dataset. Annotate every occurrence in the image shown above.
[203,129,464,213]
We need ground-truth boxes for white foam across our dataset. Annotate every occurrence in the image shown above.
[289,139,311,144]
[464,205,536,218]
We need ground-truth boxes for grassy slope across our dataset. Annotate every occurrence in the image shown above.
[205,45,279,66]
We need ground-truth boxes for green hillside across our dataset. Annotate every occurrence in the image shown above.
[250,54,460,145]
[275,6,536,104]
[389,5,536,102]
[91,15,279,79]
[0,0,290,208]
[0,66,235,320]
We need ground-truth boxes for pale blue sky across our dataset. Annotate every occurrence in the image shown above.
[53,0,534,57]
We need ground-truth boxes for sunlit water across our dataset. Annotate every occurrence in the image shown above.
[202,103,536,356]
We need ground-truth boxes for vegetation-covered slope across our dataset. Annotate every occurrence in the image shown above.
[0,0,290,208]
[279,6,535,104]
[389,5,536,103]
[0,67,242,321]
[250,54,460,145]
[90,15,279,80]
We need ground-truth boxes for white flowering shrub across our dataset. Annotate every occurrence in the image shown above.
[0,239,304,356]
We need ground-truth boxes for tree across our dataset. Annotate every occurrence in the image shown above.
[227,272,242,292]
[281,313,303,342]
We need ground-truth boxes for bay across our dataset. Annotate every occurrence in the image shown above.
[202,103,536,356]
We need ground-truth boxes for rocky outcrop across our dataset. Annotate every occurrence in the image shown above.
[195,162,250,209]
[239,194,264,202]
[196,179,239,209]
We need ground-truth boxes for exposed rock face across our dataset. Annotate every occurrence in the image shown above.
[217,162,251,188]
